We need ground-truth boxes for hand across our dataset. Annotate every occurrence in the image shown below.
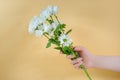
[67,46,95,69]
[61,46,120,72]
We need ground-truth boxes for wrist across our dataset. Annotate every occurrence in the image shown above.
[90,55,98,68]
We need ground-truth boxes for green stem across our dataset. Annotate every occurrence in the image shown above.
[50,15,53,21]
[43,34,50,39]
[54,15,61,24]
[80,64,92,80]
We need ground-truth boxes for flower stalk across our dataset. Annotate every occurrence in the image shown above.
[43,33,50,39]
[54,14,61,24]
[80,64,92,80]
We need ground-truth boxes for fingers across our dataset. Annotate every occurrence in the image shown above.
[70,57,83,65]
[74,46,85,52]
[70,57,83,69]
[67,55,83,69]
[59,51,62,54]
[74,61,83,69]
[67,55,74,59]
[64,53,84,69]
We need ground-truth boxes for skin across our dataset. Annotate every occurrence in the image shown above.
[64,46,120,72]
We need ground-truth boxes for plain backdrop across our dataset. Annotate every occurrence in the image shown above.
[0,0,120,80]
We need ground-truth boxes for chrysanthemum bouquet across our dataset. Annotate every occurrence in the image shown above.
[28,6,92,80]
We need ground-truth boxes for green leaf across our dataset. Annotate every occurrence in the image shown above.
[62,24,66,28]
[58,24,66,32]
[46,41,51,48]
[54,47,62,50]
[66,29,72,35]
[53,23,66,39]
[47,19,54,24]
[35,26,39,30]
[54,25,61,37]
[49,39,60,46]
[46,38,60,48]
[61,46,72,55]
[61,24,66,28]
[61,46,78,58]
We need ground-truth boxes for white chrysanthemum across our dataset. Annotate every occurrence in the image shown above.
[40,6,52,21]
[28,16,42,34]
[47,6,53,14]
[49,22,59,36]
[51,21,59,29]
[58,34,72,47]
[46,5,58,15]
[40,9,51,21]
[40,6,58,21]
[52,6,58,14]
[42,23,51,33]
[35,30,43,37]
[35,23,51,37]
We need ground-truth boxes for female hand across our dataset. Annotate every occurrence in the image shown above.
[67,46,95,69]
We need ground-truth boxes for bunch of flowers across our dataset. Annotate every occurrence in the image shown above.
[28,6,92,80]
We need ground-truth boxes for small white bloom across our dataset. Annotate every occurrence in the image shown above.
[35,30,43,37]
[40,6,58,21]
[40,8,51,21]
[47,5,58,15]
[51,21,59,29]
[28,16,42,34]
[47,6,53,14]
[58,34,72,47]
[42,23,51,33]
[52,6,58,14]
[49,22,59,36]
[35,23,50,37]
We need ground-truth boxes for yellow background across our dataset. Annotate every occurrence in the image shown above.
[0,0,120,80]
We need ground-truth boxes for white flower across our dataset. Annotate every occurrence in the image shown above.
[40,6,58,21]
[35,23,51,37]
[46,5,58,15]
[47,6,53,14]
[28,16,42,34]
[42,23,51,33]
[29,6,59,37]
[51,21,59,29]
[58,34,72,46]
[49,22,59,36]
[52,6,58,14]
[35,30,43,37]
[40,6,52,21]
[40,9,51,21]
